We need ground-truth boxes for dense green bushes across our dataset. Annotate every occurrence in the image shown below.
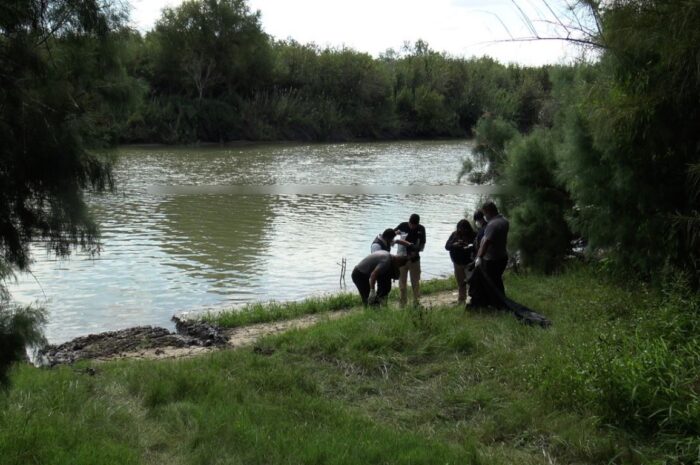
[460,2,700,285]
[114,0,555,144]
[504,130,572,273]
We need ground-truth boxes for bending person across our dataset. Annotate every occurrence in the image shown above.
[352,251,409,306]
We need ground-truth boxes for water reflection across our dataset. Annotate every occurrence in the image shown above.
[156,194,274,277]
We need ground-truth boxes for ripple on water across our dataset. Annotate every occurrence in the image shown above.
[9,140,482,343]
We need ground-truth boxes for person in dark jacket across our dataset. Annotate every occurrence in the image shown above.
[473,210,487,249]
[468,209,489,307]
[445,219,476,303]
[395,213,427,307]
[470,201,509,308]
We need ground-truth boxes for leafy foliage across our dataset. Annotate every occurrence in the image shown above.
[504,130,573,272]
[558,0,700,280]
[0,303,46,388]
[0,0,136,383]
[460,115,519,183]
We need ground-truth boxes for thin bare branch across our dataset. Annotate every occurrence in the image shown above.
[510,0,540,37]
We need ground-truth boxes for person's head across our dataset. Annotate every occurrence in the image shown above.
[381,228,396,242]
[408,213,420,230]
[473,209,485,228]
[481,201,499,221]
[391,255,410,278]
[456,218,475,240]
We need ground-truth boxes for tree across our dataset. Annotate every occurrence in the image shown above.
[0,0,133,386]
[460,115,519,184]
[503,130,572,272]
[558,0,700,280]
[143,0,272,141]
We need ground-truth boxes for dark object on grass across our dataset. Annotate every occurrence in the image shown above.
[253,345,275,356]
[467,264,551,328]
[172,316,228,346]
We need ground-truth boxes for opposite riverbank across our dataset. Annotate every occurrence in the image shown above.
[3,265,699,464]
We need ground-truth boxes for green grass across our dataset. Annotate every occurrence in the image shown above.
[1,265,697,464]
[206,276,458,328]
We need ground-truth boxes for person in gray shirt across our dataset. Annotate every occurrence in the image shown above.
[352,251,409,306]
[473,201,509,305]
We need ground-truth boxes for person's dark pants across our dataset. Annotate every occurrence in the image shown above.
[483,257,508,307]
[467,269,488,307]
[352,268,391,306]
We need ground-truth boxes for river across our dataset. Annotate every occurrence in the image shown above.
[10,140,489,343]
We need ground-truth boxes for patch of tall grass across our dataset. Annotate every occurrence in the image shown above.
[535,273,700,462]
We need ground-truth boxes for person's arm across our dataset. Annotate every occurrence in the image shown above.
[420,226,426,252]
[369,268,379,290]
[475,235,491,267]
[394,238,411,247]
[445,232,456,251]
[369,259,391,289]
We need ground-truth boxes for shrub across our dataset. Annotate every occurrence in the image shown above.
[0,304,46,388]
[503,129,573,273]
[460,115,519,184]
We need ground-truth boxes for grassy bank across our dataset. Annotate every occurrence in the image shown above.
[2,265,699,464]
[205,276,458,328]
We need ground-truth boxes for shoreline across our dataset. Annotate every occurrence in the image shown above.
[39,277,458,366]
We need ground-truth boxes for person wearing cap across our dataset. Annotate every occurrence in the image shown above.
[395,213,427,307]
[352,251,409,306]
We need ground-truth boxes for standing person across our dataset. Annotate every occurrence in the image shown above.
[445,219,476,304]
[395,213,427,307]
[474,201,509,306]
[468,209,489,307]
[352,251,409,306]
[473,210,487,249]
[370,228,411,253]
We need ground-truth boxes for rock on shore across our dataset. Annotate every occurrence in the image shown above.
[39,318,227,366]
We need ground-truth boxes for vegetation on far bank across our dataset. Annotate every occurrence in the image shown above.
[2,265,700,464]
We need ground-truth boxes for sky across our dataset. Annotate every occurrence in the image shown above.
[128,0,591,66]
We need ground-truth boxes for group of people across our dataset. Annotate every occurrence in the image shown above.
[352,202,510,309]
[352,213,426,307]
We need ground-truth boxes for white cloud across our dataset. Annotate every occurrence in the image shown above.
[129,0,587,66]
